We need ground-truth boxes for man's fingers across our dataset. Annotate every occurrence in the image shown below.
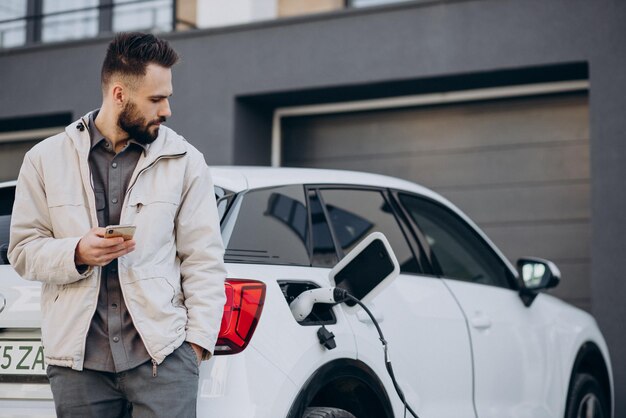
[99,246,135,265]
[93,227,107,238]
[77,229,135,266]
[95,236,125,248]
[105,240,135,253]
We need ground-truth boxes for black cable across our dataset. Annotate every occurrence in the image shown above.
[334,290,419,418]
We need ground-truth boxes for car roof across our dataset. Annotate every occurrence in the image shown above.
[210,166,441,199]
[210,165,518,276]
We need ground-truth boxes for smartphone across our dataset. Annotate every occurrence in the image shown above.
[104,225,136,240]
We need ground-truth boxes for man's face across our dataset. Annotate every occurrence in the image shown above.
[118,63,173,145]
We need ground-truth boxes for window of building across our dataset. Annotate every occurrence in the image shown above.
[0,0,27,48]
[113,0,173,33]
[42,0,98,43]
[0,0,176,49]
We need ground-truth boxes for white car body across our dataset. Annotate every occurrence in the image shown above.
[0,168,614,418]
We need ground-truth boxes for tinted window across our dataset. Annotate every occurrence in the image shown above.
[320,189,419,274]
[224,185,310,266]
[0,186,15,264]
[309,191,338,268]
[400,194,514,289]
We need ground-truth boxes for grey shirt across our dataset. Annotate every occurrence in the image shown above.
[82,111,151,372]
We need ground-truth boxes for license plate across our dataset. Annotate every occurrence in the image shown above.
[0,341,46,375]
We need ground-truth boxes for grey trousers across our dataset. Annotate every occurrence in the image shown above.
[47,343,199,418]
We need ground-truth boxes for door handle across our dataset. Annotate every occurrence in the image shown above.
[470,312,492,330]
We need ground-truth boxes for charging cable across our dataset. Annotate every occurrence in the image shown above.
[290,287,420,418]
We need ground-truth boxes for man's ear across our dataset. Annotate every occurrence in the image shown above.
[112,84,126,107]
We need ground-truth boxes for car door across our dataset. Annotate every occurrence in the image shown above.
[398,193,562,418]
[315,187,475,418]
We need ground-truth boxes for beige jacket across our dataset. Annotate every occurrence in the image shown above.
[8,112,226,370]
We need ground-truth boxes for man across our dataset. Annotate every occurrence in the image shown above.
[8,32,226,417]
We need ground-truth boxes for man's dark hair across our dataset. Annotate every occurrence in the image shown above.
[101,32,179,89]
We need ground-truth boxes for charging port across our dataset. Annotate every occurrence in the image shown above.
[278,281,337,326]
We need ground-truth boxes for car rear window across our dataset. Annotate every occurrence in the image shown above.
[215,185,235,222]
[221,185,311,266]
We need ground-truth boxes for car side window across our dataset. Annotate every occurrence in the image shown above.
[224,185,310,266]
[319,188,420,274]
[0,186,15,265]
[399,194,515,289]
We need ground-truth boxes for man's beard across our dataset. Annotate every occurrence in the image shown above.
[118,101,165,145]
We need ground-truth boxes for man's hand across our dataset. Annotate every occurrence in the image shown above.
[189,342,203,364]
[75,227,136,267]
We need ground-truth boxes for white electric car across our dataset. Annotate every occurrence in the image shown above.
[0,167,613,418]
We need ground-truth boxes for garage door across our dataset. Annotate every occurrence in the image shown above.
[281,92,590,310]
[0,139,42,182]
[0,114,69,182]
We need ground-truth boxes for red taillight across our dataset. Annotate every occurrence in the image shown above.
[214,279,266,355]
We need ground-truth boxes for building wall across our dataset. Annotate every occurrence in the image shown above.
[0,0,625,413]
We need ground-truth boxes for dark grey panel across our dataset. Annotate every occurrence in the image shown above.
[589,30,626,415]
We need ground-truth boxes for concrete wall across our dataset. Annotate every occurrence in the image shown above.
[1,0,625,413]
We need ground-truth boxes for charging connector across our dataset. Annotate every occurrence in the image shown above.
[290,287,348,321]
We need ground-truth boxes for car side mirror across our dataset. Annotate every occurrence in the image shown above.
[329,232,400,307]
[517,257,561,307]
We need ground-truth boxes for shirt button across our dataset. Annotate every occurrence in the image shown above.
[112,162,118,168]
[113,336,120,343]
[111,198,118,204]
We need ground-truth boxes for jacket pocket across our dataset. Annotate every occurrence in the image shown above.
[128,192,180,208]
[123,273,187,350]
[47,193,84,208]
[127,192,179,227]
[46,192,91,238]
[40,284,96,363]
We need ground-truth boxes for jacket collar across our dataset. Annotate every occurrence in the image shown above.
[65,110,187,163]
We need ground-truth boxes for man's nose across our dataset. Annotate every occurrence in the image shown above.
[159,100,172,118]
